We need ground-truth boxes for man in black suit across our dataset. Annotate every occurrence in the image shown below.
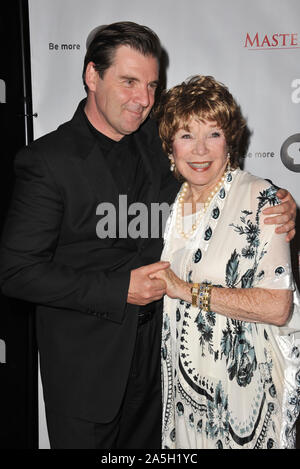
[0,22,296,449]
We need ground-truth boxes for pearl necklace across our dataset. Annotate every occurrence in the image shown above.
[176,172,227,239]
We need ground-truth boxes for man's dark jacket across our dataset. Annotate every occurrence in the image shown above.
[0,102,179,422]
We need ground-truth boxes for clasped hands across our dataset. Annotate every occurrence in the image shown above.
[127,260,186,305]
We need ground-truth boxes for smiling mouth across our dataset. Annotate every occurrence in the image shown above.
[126,106,145,116]
[188,162,211,169]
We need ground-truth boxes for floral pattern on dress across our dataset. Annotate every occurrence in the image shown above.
[161,169,300,449]
[227,187,279,289]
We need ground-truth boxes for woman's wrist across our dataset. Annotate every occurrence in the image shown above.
[198,283,213,311]
[180,281,193,303]
[175,280,215,309]
[186,282,215,310]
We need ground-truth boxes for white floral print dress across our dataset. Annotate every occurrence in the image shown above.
[161,169,300,449]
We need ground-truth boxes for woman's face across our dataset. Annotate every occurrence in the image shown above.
[171,118,228,192]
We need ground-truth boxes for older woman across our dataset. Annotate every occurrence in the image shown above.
[153,76,300,449]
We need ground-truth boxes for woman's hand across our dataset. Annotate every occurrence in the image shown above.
[150,268,191,301]
[263,189,296,242]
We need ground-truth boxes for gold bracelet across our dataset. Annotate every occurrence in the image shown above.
[190,283,200,307]
[198,283,213,312]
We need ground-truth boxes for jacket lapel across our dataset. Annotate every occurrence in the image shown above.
[133,129,161,205]
[132,124,162,249]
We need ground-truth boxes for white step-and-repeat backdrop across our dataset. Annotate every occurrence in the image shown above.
[27,0,300,448]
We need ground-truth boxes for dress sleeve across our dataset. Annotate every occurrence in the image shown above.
[250,179,294,291]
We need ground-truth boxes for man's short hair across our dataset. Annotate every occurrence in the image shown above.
[82,21,162,92]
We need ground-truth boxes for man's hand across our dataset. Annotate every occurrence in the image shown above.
[263,189,297,242]
[127,261,170,305]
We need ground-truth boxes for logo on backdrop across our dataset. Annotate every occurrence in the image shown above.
[244,32,299,50]
[280,134,300,172]
[291,79,300,103]
[0,339,6,364]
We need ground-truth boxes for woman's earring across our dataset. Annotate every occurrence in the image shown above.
[170,159,175,172]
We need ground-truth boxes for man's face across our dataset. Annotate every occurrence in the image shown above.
[85,45,159,141]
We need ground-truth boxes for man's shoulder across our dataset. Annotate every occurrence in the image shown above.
[31,121,76,148]
[21,101,92,161]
